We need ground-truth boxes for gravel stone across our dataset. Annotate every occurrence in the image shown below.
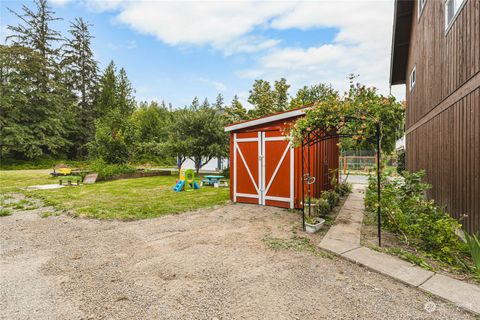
[0,200,474,319]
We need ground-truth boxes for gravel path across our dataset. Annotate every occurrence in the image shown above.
[0,197,473,320]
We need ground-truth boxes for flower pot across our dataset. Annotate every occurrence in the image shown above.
[305,218,325,234]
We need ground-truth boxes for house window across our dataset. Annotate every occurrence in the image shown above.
[418,0,426,18]
[410,66,416,91]
[445,0,466,31]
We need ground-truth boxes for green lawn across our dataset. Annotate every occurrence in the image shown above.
[0,170,230,220]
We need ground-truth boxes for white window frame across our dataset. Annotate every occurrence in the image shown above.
[444,0,467,33]
[409,65,416,92]
[418,0,427,20]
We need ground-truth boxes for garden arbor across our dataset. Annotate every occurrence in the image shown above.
[289,84,404,247]
[298,117,382,245]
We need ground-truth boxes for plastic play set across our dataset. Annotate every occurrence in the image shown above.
[173,169,200,192]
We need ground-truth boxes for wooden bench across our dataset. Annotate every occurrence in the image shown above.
[59,176,81,186]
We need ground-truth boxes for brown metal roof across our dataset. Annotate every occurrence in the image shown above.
[390,0,414,85]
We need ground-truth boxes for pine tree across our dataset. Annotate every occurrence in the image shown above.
[201,97,210,109]
[62,17,99,156]
[213,93,224,110]
[191,96,200,110]
[95,61,117,118]
[4,0,71,159]
[224,95,248,123]
[273,78,290,112]
[91,62,136,163]
[116,67,136,116]
[7,0,62,63]
[248,79,275,117]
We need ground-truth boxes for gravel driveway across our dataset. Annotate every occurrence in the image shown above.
[0,197,473,320]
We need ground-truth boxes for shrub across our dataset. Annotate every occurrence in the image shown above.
[221,167,230,179]
[315,198,331,217]
[321,190,340,209]
[464,232,480,275]
[336,182,352,197]
[305,197,330,218]
[365,170,465,264]
[89,159,137,180]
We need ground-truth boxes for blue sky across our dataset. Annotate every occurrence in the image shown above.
[1,0,404,108]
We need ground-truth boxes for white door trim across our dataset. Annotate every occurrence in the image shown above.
[233,136,260,201]
[264,195,291,202]
[234,132,295,209]
[233,133,237,202]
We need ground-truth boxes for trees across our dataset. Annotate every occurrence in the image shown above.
[273,78,290,112]
[62,17,99,156]
[224,94,248,124]
[248,79,275,118]
[90,63,136,164]
[186,102,229,174]
[128,101,172,163]
[2,0,72,159]
[247,78,290,117]
[290,84,337,109]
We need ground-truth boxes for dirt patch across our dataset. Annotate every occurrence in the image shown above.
[0,198,474,319]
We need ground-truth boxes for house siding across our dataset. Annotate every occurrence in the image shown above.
[405,0,480,232]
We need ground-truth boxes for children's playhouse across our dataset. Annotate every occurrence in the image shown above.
[224,107,339,209]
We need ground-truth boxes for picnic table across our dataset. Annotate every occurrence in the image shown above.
[201,175,228,187]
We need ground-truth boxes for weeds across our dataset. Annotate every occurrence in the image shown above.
[0,208,11,217]
[263,235,333,259]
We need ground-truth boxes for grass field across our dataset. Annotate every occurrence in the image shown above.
[0,170,230,220]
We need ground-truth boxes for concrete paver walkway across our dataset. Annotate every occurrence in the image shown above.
[319,184,480,316]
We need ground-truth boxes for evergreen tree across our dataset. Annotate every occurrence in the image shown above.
[273,78,290,112]
[62,17,99,156]
[90,62,136,163]
[213,93,224,110]
[201,97,210,109]
[116,67,136,115]
[248,79,274,118]
[4,0,71,159]
[7,0,62,63]
[224,95,248,123]
[95,61,117,118]
[191,96,200,110]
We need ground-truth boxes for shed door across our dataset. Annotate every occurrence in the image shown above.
[233,132,262,204]
[233,132,294,208]
[262,133,294,208]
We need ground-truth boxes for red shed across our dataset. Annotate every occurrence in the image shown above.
[225,107,339,209]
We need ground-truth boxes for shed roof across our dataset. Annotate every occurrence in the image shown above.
[224,106,308,132]
[390,0,414,85]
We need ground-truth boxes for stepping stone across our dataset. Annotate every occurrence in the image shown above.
[420,274,480,315]
[26,184,65,190]
[343,247,434,287]
[83,173,98,184]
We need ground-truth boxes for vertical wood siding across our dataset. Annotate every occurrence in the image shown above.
[406,0,480,232]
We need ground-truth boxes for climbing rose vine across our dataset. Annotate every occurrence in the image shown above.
[288,82,404,154]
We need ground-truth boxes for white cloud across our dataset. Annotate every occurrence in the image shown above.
[238,1,403,99]
[50,0,74,6]
[197,77,227,92]
[83,0,404,100]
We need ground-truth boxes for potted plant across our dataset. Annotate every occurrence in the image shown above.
[304,198,328,234]
[305,215,325,234]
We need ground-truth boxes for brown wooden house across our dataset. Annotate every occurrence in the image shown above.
[390,0,480,232]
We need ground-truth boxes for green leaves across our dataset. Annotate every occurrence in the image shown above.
[464,232,480,274]
[365,171,465,266]
[289,81,404,153]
